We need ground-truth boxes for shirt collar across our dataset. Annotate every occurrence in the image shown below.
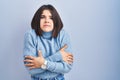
[42,31,52,39]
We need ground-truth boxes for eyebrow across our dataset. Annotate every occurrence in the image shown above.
[41,14,52,17]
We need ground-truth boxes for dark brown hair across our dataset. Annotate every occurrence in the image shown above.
[31,4,63,38]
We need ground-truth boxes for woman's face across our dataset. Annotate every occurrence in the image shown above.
[40,10,54,32]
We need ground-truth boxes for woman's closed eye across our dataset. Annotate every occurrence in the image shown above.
[41,15,53,20]
[50,16,53,20]
[40,15,45,19]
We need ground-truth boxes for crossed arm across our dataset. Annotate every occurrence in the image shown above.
[24,45,73,69]
[24,45,73,75]
[23,30,73,75]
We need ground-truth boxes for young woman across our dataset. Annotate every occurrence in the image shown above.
[23,4,73,80]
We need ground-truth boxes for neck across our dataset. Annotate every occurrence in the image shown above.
[42,31,52,39]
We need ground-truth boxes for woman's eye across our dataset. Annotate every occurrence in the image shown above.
[50,17,53,20]
[40,16,45,19]
[40,15,53,20]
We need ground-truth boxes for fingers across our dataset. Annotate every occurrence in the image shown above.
[25,63,34,67]
[66,57,73,64]
[67,59,73,64]
[68,55,73,60]
[65,54,74,64]
[38,50,42,57]
[68,55,73,61]
[67,53,73,57]
[25,56,34,60]
[64,58,73,64]
[24,59,35,69]
[25,63,36,70]
[66,53,73,59]
[61,44,68,51]
[24,59,33,63]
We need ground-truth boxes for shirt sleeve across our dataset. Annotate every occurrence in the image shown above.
[46,51,62,62]
[46,30,73,74]
[23,30,63,75]
[23,31,45,75]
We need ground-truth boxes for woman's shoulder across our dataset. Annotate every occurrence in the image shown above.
[24,28,38,42]
[57,29,70,41]
[25,28,37,36]
[59,29,69,37]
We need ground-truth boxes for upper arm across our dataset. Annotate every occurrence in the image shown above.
[23,31,45,75]
[23,31,37,57]
[59,30,73,53]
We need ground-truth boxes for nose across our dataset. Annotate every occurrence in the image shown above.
[45,18,49,23]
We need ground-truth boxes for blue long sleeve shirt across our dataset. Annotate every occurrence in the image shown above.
[23,28,73,80]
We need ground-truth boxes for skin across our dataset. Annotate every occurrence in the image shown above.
[40,10,54,32]
[24,10,73,70]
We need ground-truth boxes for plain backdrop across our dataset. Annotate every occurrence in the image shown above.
[0,0,120,80]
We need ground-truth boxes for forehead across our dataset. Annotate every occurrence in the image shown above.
[41,10,52,16]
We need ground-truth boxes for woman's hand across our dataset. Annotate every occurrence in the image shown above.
[60,45,73,64]
[24,50,45,70]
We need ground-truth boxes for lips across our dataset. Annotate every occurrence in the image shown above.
[43,24,50,27]
[44,25,49,26]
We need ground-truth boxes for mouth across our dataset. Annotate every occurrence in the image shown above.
[43,25,50,27]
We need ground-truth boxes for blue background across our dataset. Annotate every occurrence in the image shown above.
[0,0,120,80]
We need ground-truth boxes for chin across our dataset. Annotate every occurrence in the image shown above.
[43,29,53,32]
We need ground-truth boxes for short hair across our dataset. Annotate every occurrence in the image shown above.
[31,4,63,38]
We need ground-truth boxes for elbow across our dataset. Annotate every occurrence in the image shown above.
[63,68,71,73]
[29,70,35,75]
[24,64,37,75]
[27,69,37,75]
[62,64,73,73]
[27,68,45,75]
[26,67,38,76]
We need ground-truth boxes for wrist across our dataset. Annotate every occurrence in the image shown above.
[41,59,47,69]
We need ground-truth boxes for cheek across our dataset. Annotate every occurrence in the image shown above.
[51,21,54,26]
[51,23,54,29]
[40,20,44,26]
[40,20,43,24]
